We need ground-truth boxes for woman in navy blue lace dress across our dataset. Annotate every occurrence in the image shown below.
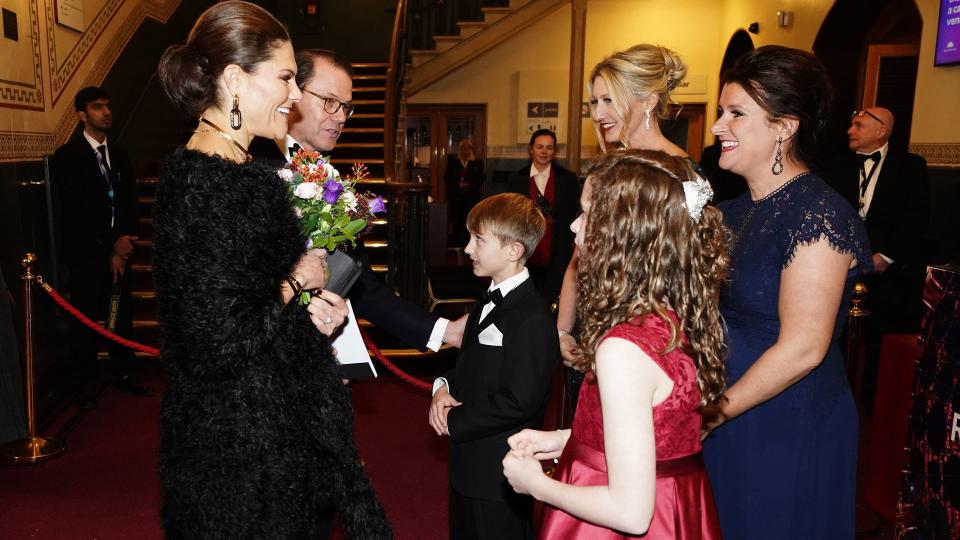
[701,46,870,538]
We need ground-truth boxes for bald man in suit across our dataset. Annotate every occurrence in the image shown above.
[824,106,929,412]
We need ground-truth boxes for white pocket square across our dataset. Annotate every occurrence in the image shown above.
[478,324,504,346]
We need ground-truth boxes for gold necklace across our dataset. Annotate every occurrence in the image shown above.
[197,117,252,163]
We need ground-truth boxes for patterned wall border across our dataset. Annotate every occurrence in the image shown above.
[46,0,127,106]
[0,0,182,161]
[910,143,960,168]
[0,0,44,111]
[0,131,53,161]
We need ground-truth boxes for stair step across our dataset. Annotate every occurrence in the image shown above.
[351,87,387,93]
[457,21,487,39]
[353,74,387,81]
[338,142,385,149]
[331,158,384,165]
[371,264,387,273]
[410,50,438,68]
[433,35,462,53]
[352,62,389,69]
[481,6,512,24]
[342,127,385,133]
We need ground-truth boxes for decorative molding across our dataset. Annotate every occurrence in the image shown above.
[47,0,127,105]
[0,131,54,161]
[0,0,184,161]
[0,0,44,111]
[910,143,960,168]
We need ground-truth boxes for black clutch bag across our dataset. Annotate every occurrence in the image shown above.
[323,249,363,297]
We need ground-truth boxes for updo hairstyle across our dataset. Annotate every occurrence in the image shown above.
[589,44,687,150]
[721,45,834,170]
[157,1,290,118]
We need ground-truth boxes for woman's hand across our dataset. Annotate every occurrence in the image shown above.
[507,429,570,460]
[306,289,348,336]
[502,450,547,496]
[559,334,581,368]
[294,249,329,290]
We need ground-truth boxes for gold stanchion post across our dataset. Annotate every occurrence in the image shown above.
[844,282,870,408]
[0,253,66,464]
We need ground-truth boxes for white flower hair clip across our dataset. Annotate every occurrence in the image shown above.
[682,175,713,223]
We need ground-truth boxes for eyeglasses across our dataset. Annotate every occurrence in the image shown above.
[303,89,354,118]
[851,110,884,126]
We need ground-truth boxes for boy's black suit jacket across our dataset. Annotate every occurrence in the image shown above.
[445,278,559,501]
[248,137,440,350]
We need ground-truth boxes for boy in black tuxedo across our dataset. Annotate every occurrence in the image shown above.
[429,193,560,540]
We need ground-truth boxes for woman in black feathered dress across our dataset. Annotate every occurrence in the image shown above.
[153,2,391,538]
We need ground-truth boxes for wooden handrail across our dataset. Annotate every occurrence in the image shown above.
[385,0,409,183]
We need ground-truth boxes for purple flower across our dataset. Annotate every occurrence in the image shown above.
[367,196,386,214]
[322,179,343,205]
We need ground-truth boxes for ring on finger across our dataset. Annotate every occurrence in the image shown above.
[323,316,333,324]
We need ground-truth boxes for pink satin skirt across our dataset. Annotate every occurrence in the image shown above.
[536,436,723,539]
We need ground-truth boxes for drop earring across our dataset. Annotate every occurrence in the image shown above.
[644,109,651,130]
[771,136,784,175]
[230,94,242,130]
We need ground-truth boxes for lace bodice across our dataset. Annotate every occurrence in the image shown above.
[571,313,703,460]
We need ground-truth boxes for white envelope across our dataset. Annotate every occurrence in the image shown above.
[478,324,504,346]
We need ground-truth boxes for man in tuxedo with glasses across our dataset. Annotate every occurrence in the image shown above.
[824,106,929,413]
[249,49,467,353]
[53,86,150,408]
[506,129,580,306]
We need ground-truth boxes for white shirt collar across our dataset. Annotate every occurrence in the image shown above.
[857,142,888,161]
[529,162,551,178]
[489,267,530,299]
[277,134,302,164]
[83,130,107,152]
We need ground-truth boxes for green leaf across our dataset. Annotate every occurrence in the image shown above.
[326,237,337,250]
[345,219,366,236]
[334,213,350,229]
[298,290,312,306]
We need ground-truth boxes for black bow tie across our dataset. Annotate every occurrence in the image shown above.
[480,288,503,305]
[856,151,881,164]
[288,143,302,157]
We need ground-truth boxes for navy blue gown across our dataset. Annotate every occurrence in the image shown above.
[703,173,870,539]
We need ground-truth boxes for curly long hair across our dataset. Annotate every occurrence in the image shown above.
[573,150,729,406]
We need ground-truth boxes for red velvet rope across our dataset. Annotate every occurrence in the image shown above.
[42,280,434,391]
[41,283,161,356]
[359,327,432,391]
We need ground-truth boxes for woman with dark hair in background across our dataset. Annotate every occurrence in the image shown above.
[701,45,869,538]
[154,2,390,537]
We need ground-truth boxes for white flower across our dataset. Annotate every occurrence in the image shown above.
[294,182,320,199]
[293,207,303,218]
[342,190,358,211]
[277,168,294,181]
[323,162,340,180]
[308,163,320,175]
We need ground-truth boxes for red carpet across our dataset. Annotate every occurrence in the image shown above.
[0,370,449,539]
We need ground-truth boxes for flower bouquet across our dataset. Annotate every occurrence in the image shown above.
[279,148,386,304]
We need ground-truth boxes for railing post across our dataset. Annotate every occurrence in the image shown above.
[386,182,431,306]
[845,281,870,407]
[0,253,66,464]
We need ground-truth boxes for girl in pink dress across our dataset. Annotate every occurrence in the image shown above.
[502,150,727,538]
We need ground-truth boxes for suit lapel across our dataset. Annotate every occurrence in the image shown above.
[471,279,535,339]
[866,152,899,222]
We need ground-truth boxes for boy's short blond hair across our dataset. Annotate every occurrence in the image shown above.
[466,193,546,262]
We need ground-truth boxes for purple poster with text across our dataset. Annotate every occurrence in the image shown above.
[936,0,960,65]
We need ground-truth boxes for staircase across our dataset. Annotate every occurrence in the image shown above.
[121,63,442,360]
[404,0,569,96]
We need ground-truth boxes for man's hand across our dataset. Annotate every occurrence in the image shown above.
[428,384,461,436]
[443,313,468,349]
[110,253,127,282]
[113,235,136,259]
[871,253,890,273]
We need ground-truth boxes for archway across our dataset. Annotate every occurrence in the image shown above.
[813,0,922,156]
[720,29,755,81]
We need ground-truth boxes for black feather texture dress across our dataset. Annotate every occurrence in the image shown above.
[154,148,392,539]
